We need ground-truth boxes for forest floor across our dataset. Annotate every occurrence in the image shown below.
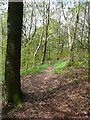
[2,66,89,119]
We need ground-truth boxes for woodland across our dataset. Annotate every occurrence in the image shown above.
[0,0,90,119]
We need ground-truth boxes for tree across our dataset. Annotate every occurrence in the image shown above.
[88,1,90,80]
[69,2,80,66]
[33,1,45,67]
[5,1,23,106]
[42,0,50,64]
[61,1,80,66]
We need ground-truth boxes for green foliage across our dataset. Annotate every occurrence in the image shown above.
[74,60,88,68]
[2,40,7,81]
[73,51,88,68]
[48,19,59,36]
[20,63,49,75]
[53,61,68,74]
[32,64,49,74]
[20,68,32,75]
[60,47,69,58]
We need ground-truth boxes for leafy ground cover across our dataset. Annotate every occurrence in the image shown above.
[20,63,50,75]
[2,64,89,119]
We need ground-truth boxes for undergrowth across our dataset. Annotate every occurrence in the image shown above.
[20,63,49,75]
[53,61,69,74]
[20,56,88,75]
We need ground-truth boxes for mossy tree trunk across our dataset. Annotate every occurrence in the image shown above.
[5,1,23,106]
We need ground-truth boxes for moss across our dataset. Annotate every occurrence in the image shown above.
[13,92,22,108]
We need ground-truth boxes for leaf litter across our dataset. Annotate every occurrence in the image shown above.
[2,66,89,119]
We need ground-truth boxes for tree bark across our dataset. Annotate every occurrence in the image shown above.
[88,2,90,81]
[5,2,23,106]
[42,0,50,64]
[69,2,80,66]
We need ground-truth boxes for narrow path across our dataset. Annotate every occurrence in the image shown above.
[3,67,89,119]
[21,66,59,93]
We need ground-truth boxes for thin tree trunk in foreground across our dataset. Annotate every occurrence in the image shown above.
[42,0,50,64]
[88,2,90,81]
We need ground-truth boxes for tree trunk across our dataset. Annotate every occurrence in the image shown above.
[80,3,86,49]
[69,2,80,66]
[5,2,23,106]
[42,1,50,64]
[33,2,45,67]
[88,2,90,81]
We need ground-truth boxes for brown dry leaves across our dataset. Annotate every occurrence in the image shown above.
[3,67,89,119]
